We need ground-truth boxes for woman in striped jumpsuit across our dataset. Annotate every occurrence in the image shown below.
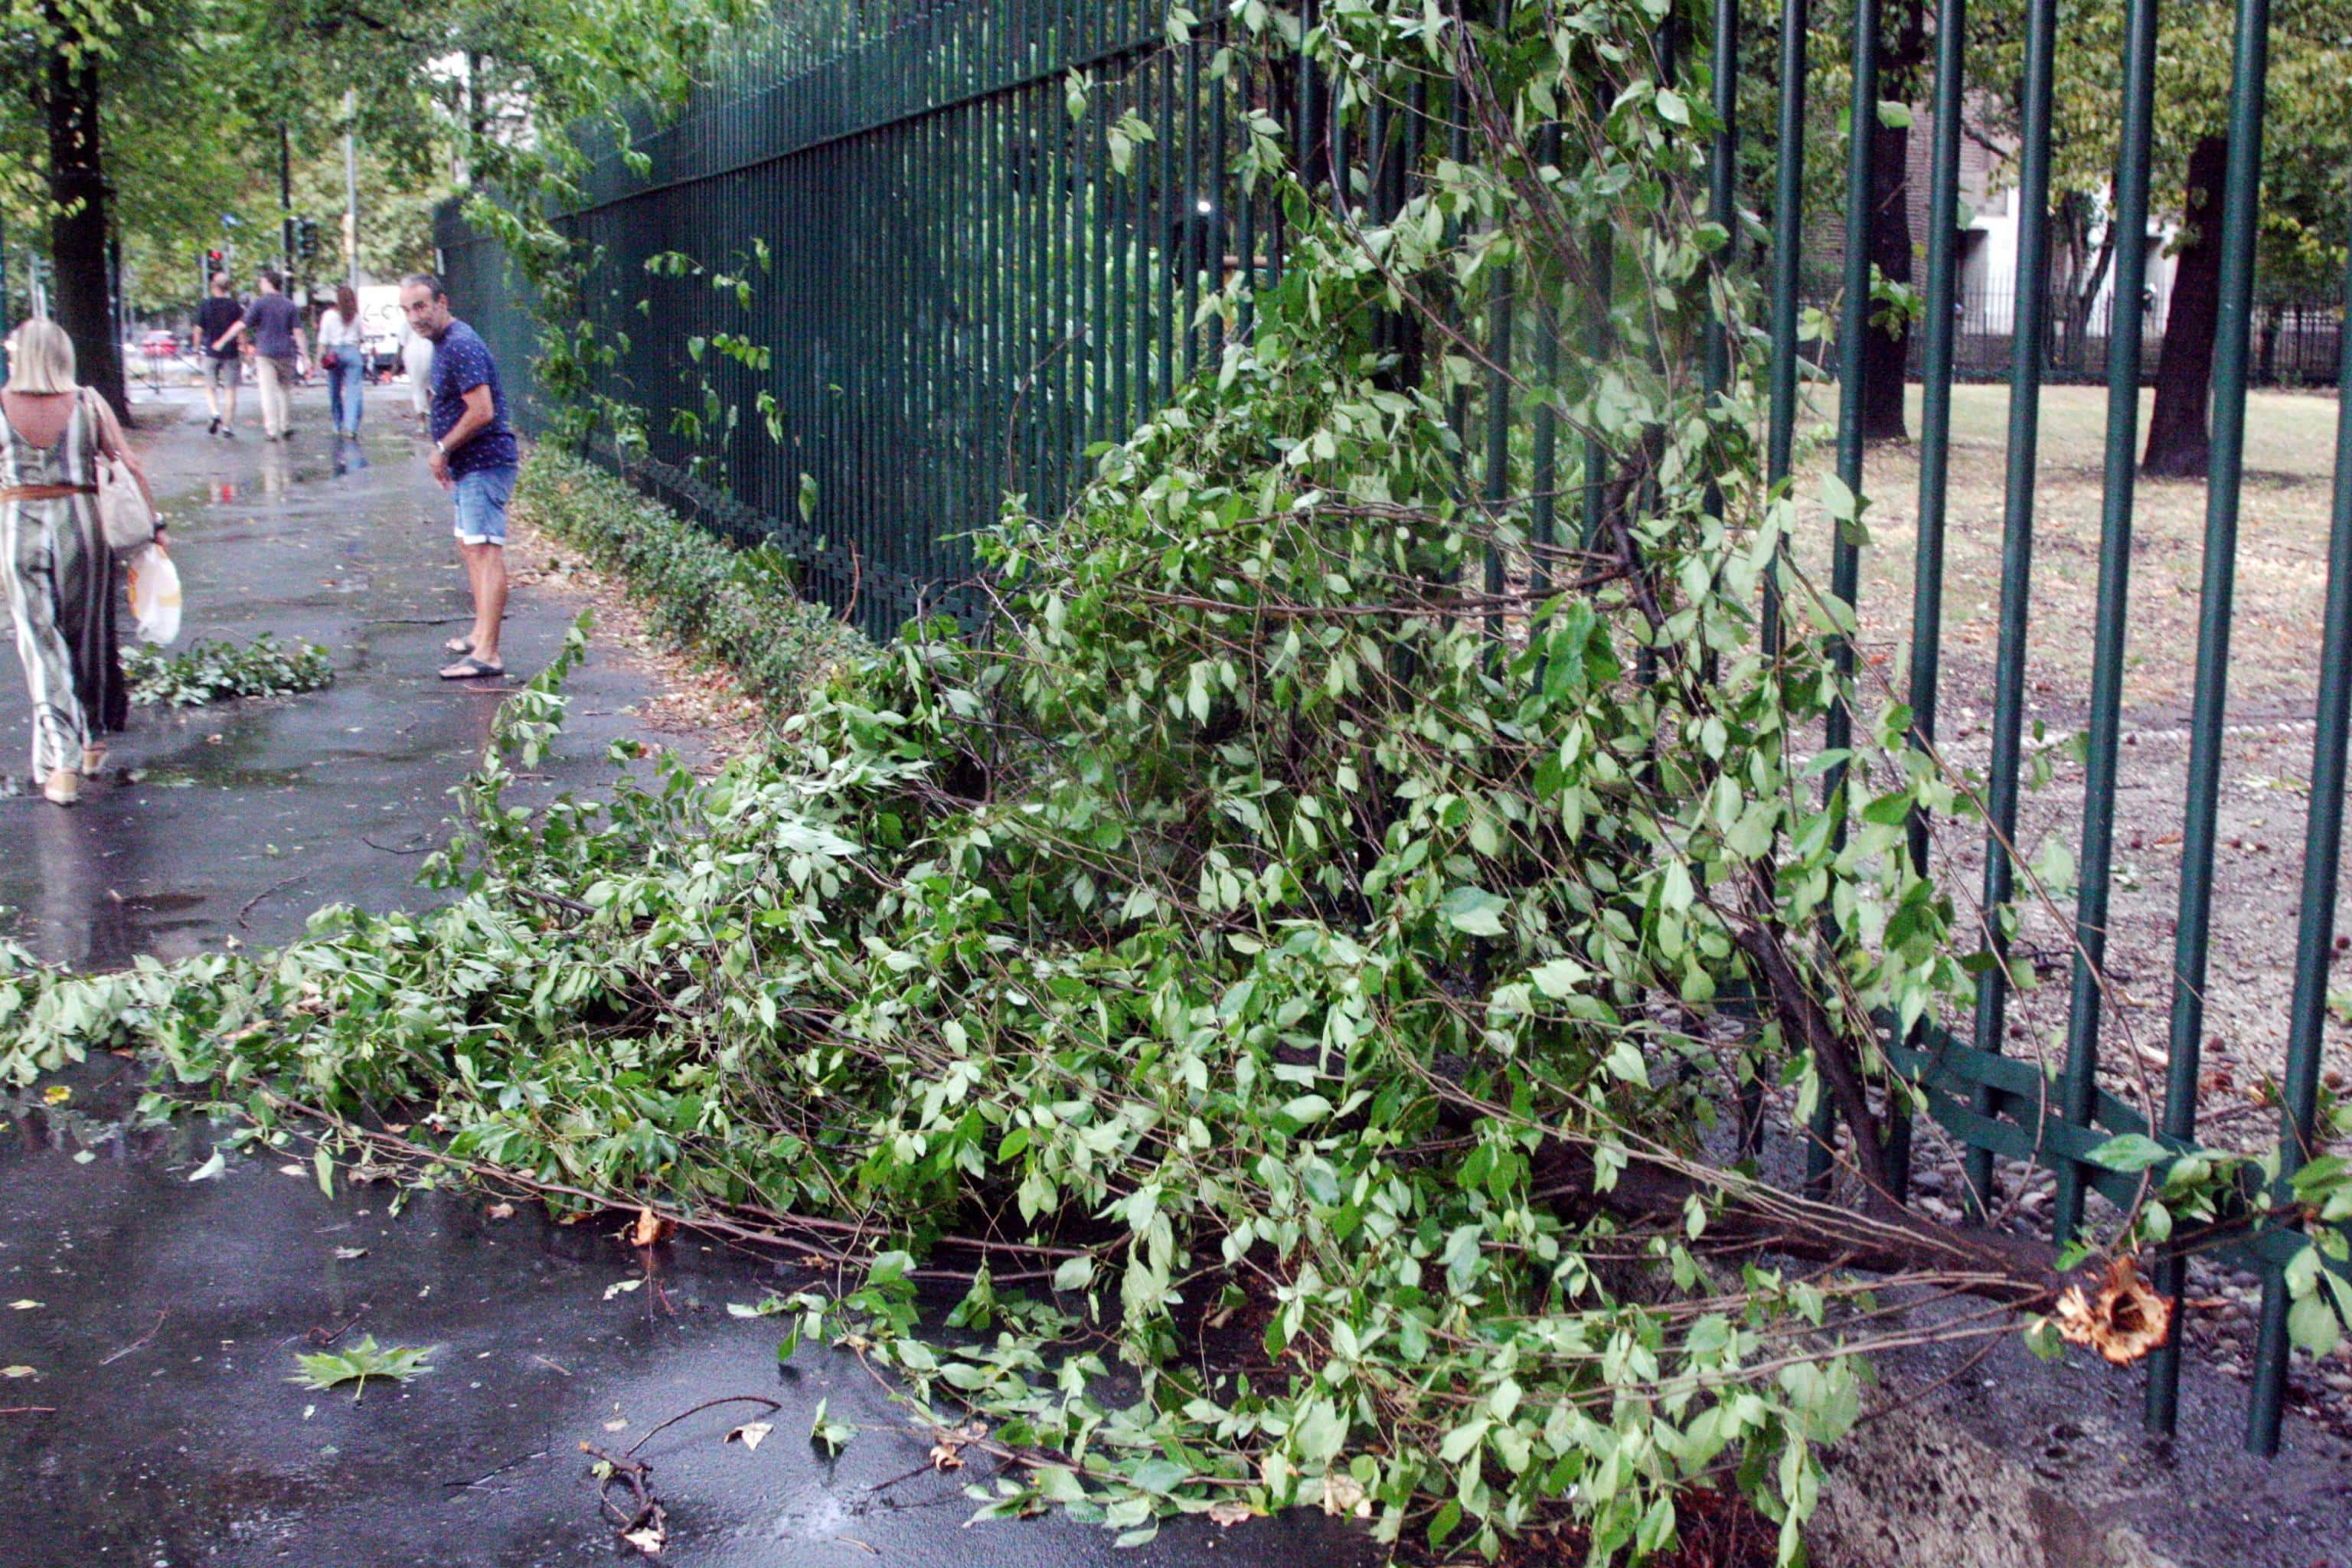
[0,319,156,806]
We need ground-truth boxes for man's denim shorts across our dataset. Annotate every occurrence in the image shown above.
[452,465,518,547]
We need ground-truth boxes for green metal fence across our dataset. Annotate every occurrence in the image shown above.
[446,0,2350,1456]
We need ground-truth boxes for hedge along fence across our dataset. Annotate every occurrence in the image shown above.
[512,451,866,719]
[433,0,2352,1512]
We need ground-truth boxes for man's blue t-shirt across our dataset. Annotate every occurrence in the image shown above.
[429,318,521,476]
[243,293,302,360]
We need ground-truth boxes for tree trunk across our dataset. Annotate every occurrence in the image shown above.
[1858,0,1930,443]
[2142,134,2229,478]
[43,28,126,420]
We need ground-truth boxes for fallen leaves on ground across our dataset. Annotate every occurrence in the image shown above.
[288,1334,433,1400]
[724,1420,772,1452]
[2053,1257,2173,1364]
[627,1206,674,1249]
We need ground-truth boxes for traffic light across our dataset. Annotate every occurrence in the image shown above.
[201,248,224,292]
[296,217,320,264]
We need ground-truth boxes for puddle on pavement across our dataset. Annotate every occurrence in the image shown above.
[0,1064,1377,1568]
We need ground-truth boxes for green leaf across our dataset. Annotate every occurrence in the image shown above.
[289,1335,432,1401]
[1441,887,1509,937]
[2288,1294,2343,1357]
[1438,1417,1491,1463]
[1529,959,1586,998]
[1279,1093,1334,1126]
[2086,1133,2174,1173]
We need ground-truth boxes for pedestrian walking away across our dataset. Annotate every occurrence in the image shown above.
[194,273,244,437]
[0,320,161,806]
[210,270,309,440]
[316,283,367,439]
[400,272,520,681]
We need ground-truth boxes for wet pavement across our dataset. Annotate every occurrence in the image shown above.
[5,1067,1377,1567]
[0,384,677,969]
[0,387,1377,1566]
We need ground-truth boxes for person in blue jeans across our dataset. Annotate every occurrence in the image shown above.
[315,283,368,438]
[400,272,521,680]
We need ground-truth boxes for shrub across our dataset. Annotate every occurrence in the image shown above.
[511,449,865,720]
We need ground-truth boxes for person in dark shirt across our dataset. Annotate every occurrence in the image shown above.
[193,273,244,436]
[208,270,308,440]
[400,271,521,679]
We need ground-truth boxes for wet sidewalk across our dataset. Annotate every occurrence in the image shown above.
[0,383,675,969]
[5,1065,1376,1567]
[0,386,1374,1567]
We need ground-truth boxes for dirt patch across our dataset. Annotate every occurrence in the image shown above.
[504,514,766,769]
[1786,384,2352,1440]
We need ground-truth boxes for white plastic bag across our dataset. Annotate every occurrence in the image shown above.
[126,541,181,646]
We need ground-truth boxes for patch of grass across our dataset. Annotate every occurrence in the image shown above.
[511,451,866,720]
[125,635,335,707]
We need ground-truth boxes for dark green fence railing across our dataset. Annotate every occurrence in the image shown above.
[444,0,2350,1457]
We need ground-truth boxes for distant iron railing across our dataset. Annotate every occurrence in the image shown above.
[443,0,2351,1459]
[1793,281,2344,385]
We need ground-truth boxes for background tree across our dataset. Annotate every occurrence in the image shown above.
[0,0,756,416]
[1740,0,2349,456]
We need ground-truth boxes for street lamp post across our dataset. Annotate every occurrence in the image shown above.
[343,90,361,289]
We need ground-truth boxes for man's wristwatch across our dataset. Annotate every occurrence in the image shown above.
[434,440,446,456]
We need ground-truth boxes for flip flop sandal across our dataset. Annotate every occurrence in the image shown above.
[444,635,474,655]
[439,655,507,681]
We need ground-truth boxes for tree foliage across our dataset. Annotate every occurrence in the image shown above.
[3,3,2347,1562]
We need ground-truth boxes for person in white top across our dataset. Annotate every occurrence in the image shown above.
[315,283,367,439]
[400,322,433,432]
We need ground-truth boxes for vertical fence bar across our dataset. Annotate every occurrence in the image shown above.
[2246,214,2352,1459]
[1157,36,1178,406]
[1894,0,1969,1199]
[1827,0,1874,795]
[1182,24,1204,375]
[2053,0,2159,1246]
[1762,0,1806,658]
[1802,0,1883,1203]
[1237,57,1259,344]
[1700,0,1735,430]
[1482,261,1514,632]
[1963,0,2056,1218]
[1579,75,1612,557]
[1702,0,1766,1159]
[1530,121,1562,599]
[1210,10,1231,365]
[2150,0,2273,1437]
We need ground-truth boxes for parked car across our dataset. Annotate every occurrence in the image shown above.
[139,328,180,360]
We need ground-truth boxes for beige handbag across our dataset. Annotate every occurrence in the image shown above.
[83,389,155,555]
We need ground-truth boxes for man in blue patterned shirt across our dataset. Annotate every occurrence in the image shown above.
[400,272,523,679]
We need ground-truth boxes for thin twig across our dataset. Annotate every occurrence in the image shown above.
[623,1394,782,1459]
[443,1449,548,1489]
[98,1309,167,1366]
[237,872,312,928]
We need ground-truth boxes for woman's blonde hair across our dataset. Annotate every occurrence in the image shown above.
[6,318,77,394]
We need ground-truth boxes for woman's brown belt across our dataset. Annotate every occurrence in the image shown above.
[0,483,97,502]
